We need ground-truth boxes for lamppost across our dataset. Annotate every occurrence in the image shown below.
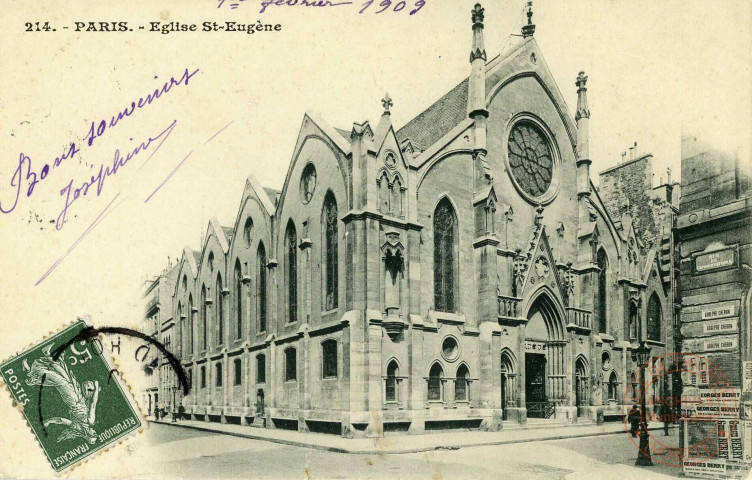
[171,384,179,422]
[632,301,653,467]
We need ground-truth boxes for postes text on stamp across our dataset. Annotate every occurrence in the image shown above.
[0,319,143,473]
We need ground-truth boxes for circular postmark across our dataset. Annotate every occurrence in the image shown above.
[621,352,740,468]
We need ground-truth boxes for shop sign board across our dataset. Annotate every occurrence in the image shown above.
[684,336,739,353]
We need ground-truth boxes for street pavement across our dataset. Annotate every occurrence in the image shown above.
[78,423,689,479]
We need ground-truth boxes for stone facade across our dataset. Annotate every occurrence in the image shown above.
[142,4,677,436]
[677,133,752,477]
[142,262,179,417]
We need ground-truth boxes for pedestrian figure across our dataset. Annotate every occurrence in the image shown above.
[661,403,671,435]
[627,404,641,437]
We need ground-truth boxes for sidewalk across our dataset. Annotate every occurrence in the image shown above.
[149,418,672,454]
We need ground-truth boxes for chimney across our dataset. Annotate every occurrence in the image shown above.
[575,71,591,198]
[629,146,634,160]
[621,151,627,163]
[667,167,672,184]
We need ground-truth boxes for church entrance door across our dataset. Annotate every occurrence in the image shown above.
[526,353,551,418]
[524,292,566,420]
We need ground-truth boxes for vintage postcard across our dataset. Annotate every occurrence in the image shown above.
[1,0,750,479]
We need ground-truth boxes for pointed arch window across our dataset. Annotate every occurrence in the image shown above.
[257,243,267,332]
[647,293,662,342]
[256,354,266,383]
[630,370,639,402]
[285,222,298,323]
[322,339,338,378]
[391,176,403,217]
[285,347,297,382]
[385,360,400,402]
[608,372,618,401]
[323,193,338,311]
[629,302,638,341]
[596,248,608,333]
[216,275,224,346]
[234,358,242,386]
[378,171,390,214]
[427,363,444,401]
[234,261,242,340]
[200,285,207,351]
[455,364,470,402]
[188,295,194,354]
[177,302,184,356]
[434,198,457,312]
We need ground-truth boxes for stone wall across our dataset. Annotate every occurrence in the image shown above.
[598,155,659,243]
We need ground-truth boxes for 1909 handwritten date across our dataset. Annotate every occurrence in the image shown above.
[256,0,425,14]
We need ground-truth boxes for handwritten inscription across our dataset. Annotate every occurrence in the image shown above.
[0,67,198,229]
[257,0,425,14]
[56,120,178,230]
[83,68,197,148]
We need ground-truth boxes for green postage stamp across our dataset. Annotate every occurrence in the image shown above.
[1,319,143,473]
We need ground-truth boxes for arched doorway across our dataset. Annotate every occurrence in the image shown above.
[524,292,566,419]
[500,350,517,420]
[575,356,589,415]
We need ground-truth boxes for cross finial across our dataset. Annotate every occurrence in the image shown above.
[576,71,588,91]
[471,3,484,27]
[381,93,393,115]
[522,1,536,37]
[526,1,534,24]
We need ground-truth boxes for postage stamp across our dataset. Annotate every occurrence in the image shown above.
[0,319,143,473]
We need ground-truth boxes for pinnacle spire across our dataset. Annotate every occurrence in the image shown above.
[470,3,487,63]
[575,71,590,121]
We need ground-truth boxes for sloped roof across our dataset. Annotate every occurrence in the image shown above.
[222,226,234,241]
[396,78,469,150]
[263,187,281,207]
[192,251,201,265]
[334,128,352,142]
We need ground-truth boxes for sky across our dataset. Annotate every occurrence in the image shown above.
[0,0,750,346]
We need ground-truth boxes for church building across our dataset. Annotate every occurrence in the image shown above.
[146,3,678,437]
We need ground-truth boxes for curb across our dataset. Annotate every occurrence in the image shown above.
[149,420,674,455]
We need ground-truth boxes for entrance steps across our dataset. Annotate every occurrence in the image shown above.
[250,417,266,428]
[503,418,595,431]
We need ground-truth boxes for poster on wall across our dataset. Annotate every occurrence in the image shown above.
[683,419,751,478]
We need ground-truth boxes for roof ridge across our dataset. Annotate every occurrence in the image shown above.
[395,38,533,152]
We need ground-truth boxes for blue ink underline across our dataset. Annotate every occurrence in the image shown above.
[35,194,121,286]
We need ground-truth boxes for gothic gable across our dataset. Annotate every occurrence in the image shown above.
[516,223,565,306]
